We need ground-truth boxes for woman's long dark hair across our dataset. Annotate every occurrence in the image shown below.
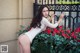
[30,5,49,28]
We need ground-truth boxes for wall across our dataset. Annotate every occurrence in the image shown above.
[0,0,33,53]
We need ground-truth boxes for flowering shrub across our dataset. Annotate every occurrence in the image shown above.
[45,26,80,42]
[17,25,80,53]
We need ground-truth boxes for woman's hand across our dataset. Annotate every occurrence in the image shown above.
[59,13,64,19]
[51,13,55,18]
[57,13,64,24]
[49,13,55,23]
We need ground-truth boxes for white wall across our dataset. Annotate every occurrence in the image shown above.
[0,0,33,53]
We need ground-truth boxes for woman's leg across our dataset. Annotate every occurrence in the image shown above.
[17,40,24,53]
[18,34,31,53]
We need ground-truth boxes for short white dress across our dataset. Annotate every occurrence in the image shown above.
[24,17,58,43]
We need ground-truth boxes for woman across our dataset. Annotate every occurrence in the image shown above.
[18,5,64,53]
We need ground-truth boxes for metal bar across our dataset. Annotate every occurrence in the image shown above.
[35,0,37,4]
[45,0,46,4]
[76,5,78,23]
[68,5,71,28]
[33,0,79,31]
[54,0,56,4]
[72,18,75,31]
[64,16,66,30]
[42,0,43,5]
[51,0,52,4]
[48,0,49,4]
[39,0,41,4]
[68,13,71,28]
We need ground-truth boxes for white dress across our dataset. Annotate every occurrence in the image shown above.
[24,17,58,43]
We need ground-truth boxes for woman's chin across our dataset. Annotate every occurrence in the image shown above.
[44,16,48,18]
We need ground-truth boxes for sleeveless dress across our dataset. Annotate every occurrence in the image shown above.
[24,17,58,43]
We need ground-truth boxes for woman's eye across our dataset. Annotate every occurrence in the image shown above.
[43,10,48,12]
[43,11,45,12]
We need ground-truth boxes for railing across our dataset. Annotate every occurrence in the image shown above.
[34,0,80,4]
[33,0,80,31]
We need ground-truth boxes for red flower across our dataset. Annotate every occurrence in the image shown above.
[71,32,77,39]
[75,27,80,33]
[58,26,63,31]
[52,32,55,36]
[61,30,65,33]
[62,33,70,39]
[45,28,51,34]
[66,29,71,34]
[77,40,80,42]
[59,26,63,30]
[53,28,60,34]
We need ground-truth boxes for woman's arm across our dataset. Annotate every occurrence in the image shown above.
[43,13,64,28]
[57,13,64,24]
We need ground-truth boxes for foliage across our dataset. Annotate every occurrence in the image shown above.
[17,25,80,53]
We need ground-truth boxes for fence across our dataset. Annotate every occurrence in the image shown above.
[33,0,80,31]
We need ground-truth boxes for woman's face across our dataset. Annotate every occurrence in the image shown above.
[42,7,49,18]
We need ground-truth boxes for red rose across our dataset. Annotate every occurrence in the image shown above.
[53,28,58,32]
[77,40,80,42]
[61,30,64,33]
[59,26,63,30]
[62,33,70,39]
[66,29,71,34]
[52,32,55,36]
[75,27,80,33]
[71,32,77,39]
[45,28,51,34]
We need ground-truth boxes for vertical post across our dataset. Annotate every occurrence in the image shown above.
[39,0,41,4]
[54,0,57,4]
[45,0,46,4]
[76,5,78,23]
[42,0,43,5]
[70,0,72,4]
[68,13,71,28]
[54,0,56,4]
[54,0,56,23]
[35,0,37,4]
[72,18,75,31]
[51,0,52,4]
[64,16,66,30]
[68,5,71,28]
[48,0,49,4]
[33,0,38,17]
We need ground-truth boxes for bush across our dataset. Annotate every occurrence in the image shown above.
[17,25,80,53]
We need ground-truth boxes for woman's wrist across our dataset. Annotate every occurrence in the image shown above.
[57,13,64,24]
[57,18,62,24]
